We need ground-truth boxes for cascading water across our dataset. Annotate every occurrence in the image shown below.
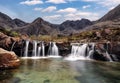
[105,51,113,62]
[11,41,16,51]
[24,40,29,57]
[48,42,60,58]
[87,43,95,59]
[42,42,45,57]
[65,43,88,61]
[52,42,59,55]
[37,46,41,57]
[48,42,52,55]
[32,41,37,57]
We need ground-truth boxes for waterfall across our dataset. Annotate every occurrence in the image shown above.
[42,42,45,56]
[65,43,88,61]
[87,43,95,59]
[52,42,59,55]
[48,42,52,55]
[48,42,60,57]
[71,44,88,57]
[37,46,41,57]
[11,41,16,51]
[71,45,79,57]
[32,41,37,57]
[24,40,29,57]
[105,51,113,62]
[77,44,88,56]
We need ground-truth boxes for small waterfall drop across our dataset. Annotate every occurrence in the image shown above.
[48,42,60,58]
[32,41,37,57]
[11,41,16,51]
[87,43,95,59]
[52,42,59,55]
[24,40,29,57]
[42,42,45,57]
[105,51,113,62]
[65,43,88,61]
[48,42,52,55]
[37,46,41,57]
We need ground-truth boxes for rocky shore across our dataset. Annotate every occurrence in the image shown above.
[0,48,20,69]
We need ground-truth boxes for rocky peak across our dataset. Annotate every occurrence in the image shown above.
[0,12,17,28]
[59,18,93,31]
[98,4,120,22]
[0,12,12,22]
[13,18,28,27]
[32,17,44,24]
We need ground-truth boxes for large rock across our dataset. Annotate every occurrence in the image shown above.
[0,48,20,69]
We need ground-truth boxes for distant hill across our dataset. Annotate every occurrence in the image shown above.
[15,17,60,36]
[59,19,93,35]
[0,12,92,36]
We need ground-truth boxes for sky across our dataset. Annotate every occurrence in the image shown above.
[0,0,120,24]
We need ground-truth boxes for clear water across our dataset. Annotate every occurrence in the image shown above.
[0,58,120,83]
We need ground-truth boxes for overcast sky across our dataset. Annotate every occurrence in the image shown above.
[0,0,120,24]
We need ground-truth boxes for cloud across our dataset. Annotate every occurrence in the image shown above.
[42,6,57,12]
[43,15,62,23]
[34,7,43,11]
[82,0,120,8]
[46,0,66,4]
[82,0,98,2]
[98,0,120,7]
[56,7,99,21]
[82,5,91,9]
[44,15,61,19]
[67,0,78,2]
[34,6,57,12]
[57,8,77,13]
[64,11,99,21]
[20,0,43,5]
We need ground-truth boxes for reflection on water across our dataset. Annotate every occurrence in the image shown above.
[0,59,120,83]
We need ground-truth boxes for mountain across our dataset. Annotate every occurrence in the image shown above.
[85,4,120,30]
[0,12,93,36]
[0,12,17,29]
[98,4,120,22]
[15,17,92,36]
[59,19,93,35]
[0,12,28,30]
[16,17,59,36]
[1,4,120,36]
[13,18,28,27]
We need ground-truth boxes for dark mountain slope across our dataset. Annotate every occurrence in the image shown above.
[98,4,120,22]
[16,18,59,36]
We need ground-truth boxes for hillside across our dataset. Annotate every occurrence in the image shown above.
[98,4,120,22]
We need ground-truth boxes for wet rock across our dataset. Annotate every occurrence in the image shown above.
[0,48,20,69]
[57,42,71,56]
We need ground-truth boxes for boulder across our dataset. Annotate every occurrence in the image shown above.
[0,48,20,69]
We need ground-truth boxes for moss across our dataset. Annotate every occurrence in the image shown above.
[10,31,19,37]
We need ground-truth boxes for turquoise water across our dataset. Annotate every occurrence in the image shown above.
[0,58,120,83]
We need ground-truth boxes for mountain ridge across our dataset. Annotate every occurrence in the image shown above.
[0,4,120,36]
